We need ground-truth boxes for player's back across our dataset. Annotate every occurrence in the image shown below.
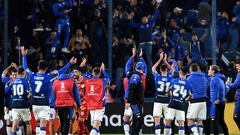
[29,73,54,106]
[168,78,191,111]
[154,75,172,103]
[11,77,31,108]
[85,78,104,110]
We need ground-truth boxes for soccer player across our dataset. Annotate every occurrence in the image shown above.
[125,60,146,134]
[226,61,240,129]
[152,52,172,135]
[52,0,73,53]
[2,64,18,135]
[73,66,90,135]
[21,47,76,135]
[52,72,81,135]
[164,67,191,135]
[6,67,32,135]
[123,48,147,135]
[208,65,229,135]
[85,66,109,135]
[187,63,208,135]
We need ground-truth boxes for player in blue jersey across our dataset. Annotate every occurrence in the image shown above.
[187,63,208,135]
[152,52,172,135]
[1,64,18,135]
[226,61,240,130]
[164,67,191,135]
[123,48,147,135]
[6,67,32,135]
[208,65,229,135]
[21,47,77,135]
[51,0,73,54]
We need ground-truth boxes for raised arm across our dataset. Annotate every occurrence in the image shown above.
[125,48,136,76]
[138,49,147,75]
[100,63,110,79]
[227,73,240,89]
[129,19,142,28]
[1,63,17,81]
[58,57,77,75]
[149,4,160,26]
[21,47,33,75]
[152,52,164,73]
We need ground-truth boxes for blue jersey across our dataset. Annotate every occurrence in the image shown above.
[153,72,172,103]
[4,81,12,109]
[7,78,31,108]
[210,73,226,102]
[53,0,72,21]
[168,78,191,111]
[22,55,71,106]
[187,72,208,99]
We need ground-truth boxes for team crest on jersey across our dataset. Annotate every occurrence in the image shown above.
[81,84,85,88]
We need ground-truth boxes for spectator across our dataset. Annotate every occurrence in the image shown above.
[44,31,59,59]
[51,0,73,54]
[177,31,207,63]
[113,35,135,96]
[128,2,160,75]
[89,0,108,65]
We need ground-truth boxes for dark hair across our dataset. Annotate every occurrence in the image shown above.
[93,67,101,75]
[190,63,199,72]
[236,60,240,65]
[210,65,220,74]
[10,67,17,75]
[73,66,85,73]
[17,67,25,75]
[38,60,48,71]
[180,66,188,75]
[160,64,168,72]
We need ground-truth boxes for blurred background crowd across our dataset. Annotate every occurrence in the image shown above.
[0,0,240,101]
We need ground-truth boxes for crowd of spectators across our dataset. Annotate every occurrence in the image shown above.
[0,0,240,99]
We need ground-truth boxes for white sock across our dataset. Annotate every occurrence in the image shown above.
[19,124,25,135]
[190,124,199,135]
[164,125,171,135]
[155,129,161,135]
[198,125,204,135]
[123,122,130,135]
[16,128,22,135]
[179,126,185,135]
[39,127,46,135]
[155,124,161,135]
[36,124,40,135]
[90,128,99,135]
[6,126,12,135]
[138,129,142,135]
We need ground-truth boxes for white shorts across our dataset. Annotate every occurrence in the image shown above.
[124,107,133,116]
[90,108,105,124]
[49,108,56,120]
[12,109,31,122]
[4,110,12,121]
[32,105,50,120]
[187,102,207,120]
[165,108,185,121]
[153,102,168,117]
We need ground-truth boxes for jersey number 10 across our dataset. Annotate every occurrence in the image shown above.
[13,84,24,96]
